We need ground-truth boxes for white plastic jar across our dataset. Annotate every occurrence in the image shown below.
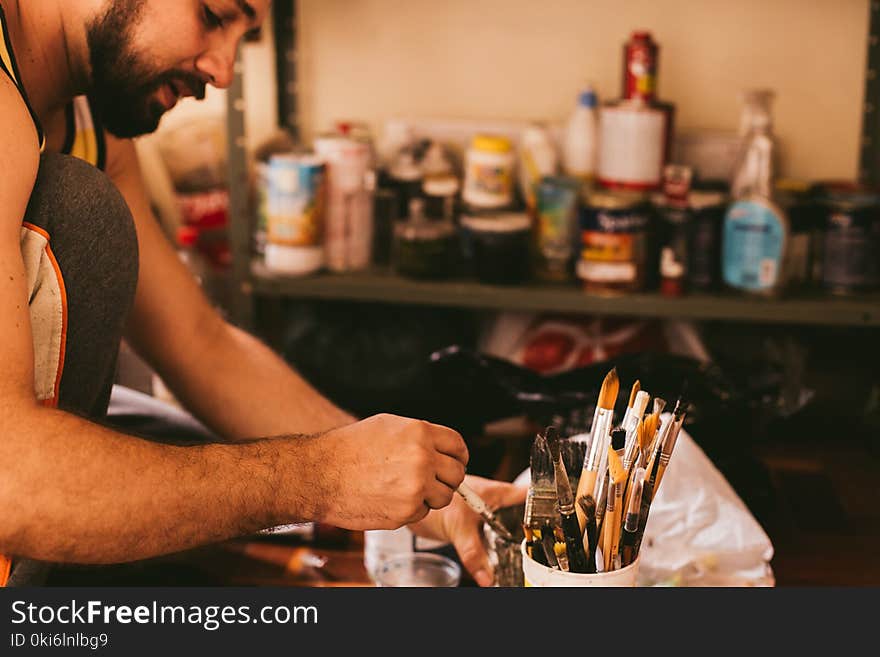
[463,134,516,210]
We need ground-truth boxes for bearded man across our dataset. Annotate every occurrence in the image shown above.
[0,0,523,587]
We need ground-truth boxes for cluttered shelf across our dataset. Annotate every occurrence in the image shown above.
[248,261,880,327]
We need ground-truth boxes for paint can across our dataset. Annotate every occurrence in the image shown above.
[577,190,652,293]
[263,153,326,275]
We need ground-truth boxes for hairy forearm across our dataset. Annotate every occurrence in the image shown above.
[157,320,355,440]
[0,405,330,564]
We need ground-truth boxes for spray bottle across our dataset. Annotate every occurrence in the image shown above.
[722,89,789,295]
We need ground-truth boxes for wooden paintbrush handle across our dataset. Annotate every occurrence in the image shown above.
[575,469,598,532]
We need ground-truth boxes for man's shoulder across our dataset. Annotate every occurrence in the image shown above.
[0,74,40,205]
[0,73,39,141]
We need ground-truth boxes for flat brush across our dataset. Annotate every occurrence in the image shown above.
[594,469,609,538]
[647,397,667,454]
[456,481,514,542]
[605,446,627,572]
[575,367,619,530]
[637,416,652,470]
[644,416,672,493]
[620,467,646,567]
[622,391,650,470]
[540,523,560,569]
[547,426,590,574]
[524,525,547,566]
[620,379,641,436]
[654,398,689,493]
[524,432,557,531]
[577,495,598,574]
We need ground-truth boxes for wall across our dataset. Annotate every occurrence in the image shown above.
[296,0,869,181]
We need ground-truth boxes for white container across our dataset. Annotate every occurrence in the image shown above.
[463,134,516,210]
[314,136,375,272]
[597,100,670,190]
[364,527,413,581]
[263,154,327,276]
[264,244,325,276]
[520,541,640,587]
[562,86,598,181]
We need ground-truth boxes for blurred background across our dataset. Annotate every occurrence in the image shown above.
[120,0,880,585]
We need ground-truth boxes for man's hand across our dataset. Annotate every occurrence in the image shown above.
[319,414,468,530]
[410,475,527,587]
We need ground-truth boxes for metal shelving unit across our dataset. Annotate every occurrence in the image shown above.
[250,262,880,327]
[226,2,880,331]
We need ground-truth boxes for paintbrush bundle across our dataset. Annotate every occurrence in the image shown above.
[523,369,690,576]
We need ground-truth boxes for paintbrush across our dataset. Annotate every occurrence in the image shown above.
[552,527,570,572]
[539,522,560,569]
[654,397,689,494]
[594,469,609,540]
[524,432,557,531]
[622,391,650,471]
[643,414,672,494]
[604,446,627,571]
[620,379,641,434]
[575,367,619,530]
[456,480,514,542]
[547,426,590,573]
[620,467,646,567]
[647,397,667,453]
[577,495,598,573]
[524,525,547,566]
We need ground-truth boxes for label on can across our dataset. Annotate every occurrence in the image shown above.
[578,203,650,288]
[722,199,786,292]
[266,156,326,247]
[536,177,580,270]
[598,104,667,189]
[822,206,880,292]
[688,198,725,291]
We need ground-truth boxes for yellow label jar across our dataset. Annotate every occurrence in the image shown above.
[463,134,515,211]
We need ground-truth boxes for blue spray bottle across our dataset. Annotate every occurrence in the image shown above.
[722,89,789,295]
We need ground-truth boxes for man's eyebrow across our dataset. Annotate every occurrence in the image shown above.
[236,0,257,20]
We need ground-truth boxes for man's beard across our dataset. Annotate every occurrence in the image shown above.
[86,0,205,138]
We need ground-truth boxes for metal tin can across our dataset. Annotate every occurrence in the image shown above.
[653,196,690,297]
[266,154,325,248]
[597,100,674,191]
[623,31,659,102]
[313,136,375,272]
[687,191,727,292]
[820,193,880,294]
[577,190,651,293]
[534,176,582,281]
[263,154,327,275]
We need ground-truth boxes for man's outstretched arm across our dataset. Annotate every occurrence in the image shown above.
[107,136,355,440]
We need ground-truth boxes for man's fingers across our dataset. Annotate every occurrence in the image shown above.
[450,523,494,587]
[406,503,431,525]
[428,423,469,464]
[423,480,456,510]
[434,453,466,491]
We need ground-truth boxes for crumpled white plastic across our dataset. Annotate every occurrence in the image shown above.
[514,415,776,587]
[635,417,775,586]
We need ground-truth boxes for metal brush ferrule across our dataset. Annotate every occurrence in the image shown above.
[524,487,559,529]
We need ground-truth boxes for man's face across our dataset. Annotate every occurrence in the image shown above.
[87,0,268,138]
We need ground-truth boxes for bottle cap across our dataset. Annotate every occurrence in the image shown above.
[578,86,597,108]
[472,134,512,153]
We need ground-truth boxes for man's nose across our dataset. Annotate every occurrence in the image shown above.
[195,48,235,90]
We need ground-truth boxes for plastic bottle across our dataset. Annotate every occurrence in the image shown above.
[518,123,559,212]
[722,89,789,295]
[562,85,599,182]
